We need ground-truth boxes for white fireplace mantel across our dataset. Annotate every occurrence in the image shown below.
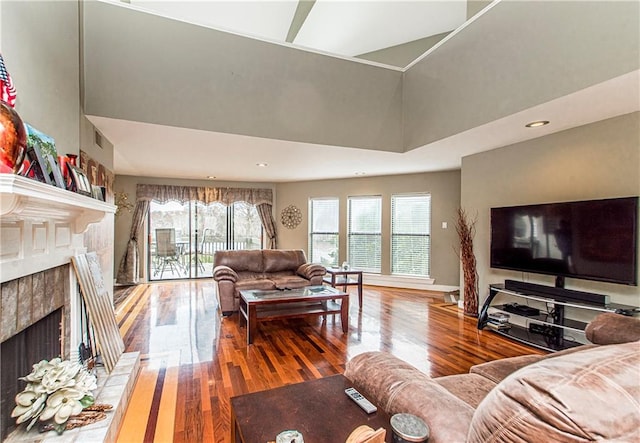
[0,174,116,283]
[0,174,115,233]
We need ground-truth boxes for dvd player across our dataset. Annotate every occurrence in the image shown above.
[503,302,540,316]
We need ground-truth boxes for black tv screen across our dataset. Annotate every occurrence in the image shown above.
[490,197,638,286]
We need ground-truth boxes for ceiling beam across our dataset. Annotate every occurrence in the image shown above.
[286,0,315,43]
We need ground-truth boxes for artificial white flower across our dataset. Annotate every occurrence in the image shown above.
[74,369,97,393]
[13,358,97,433]
[21,359,57,383]
[39,388,84,425]
[40,360,81,394]
[11,390,46,427]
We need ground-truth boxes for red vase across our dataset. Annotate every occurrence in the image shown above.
[0,100,27,173]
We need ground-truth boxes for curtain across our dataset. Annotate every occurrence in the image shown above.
[116,184,274,284]
[136,184,272,206]
[116,200,150,285]
[257,203,277,249]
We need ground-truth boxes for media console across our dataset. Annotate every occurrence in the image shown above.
[478,283,639,352]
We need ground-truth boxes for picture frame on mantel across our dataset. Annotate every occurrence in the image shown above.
[45,154,67,189]
[68,165,92,196]
[25,143,52,185]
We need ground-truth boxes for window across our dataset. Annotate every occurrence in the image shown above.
[391,193,431,276]
[348,196,382,273]
[148,200,262,280]
[309,198,339,267]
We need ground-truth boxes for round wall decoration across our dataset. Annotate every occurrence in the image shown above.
[281,205,302,229]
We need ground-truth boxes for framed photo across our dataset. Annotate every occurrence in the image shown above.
[25,143,52,185]
[45,154,67,188]
[25,123,58,177]
[69,165,92,196]
[91,185,105,201]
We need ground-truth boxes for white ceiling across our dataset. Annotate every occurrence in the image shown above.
[88,70,640,183]
[128,0,467,58]
[92,1,640,183]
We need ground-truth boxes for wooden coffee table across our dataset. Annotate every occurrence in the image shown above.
[239,286,349,344]
[230,374,392,443]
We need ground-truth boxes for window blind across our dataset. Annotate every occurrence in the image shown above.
[348,196,382,273]
[309,198,339,266]
[391,194,431,276]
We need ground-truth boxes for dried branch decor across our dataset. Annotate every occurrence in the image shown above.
[455,208,479,317]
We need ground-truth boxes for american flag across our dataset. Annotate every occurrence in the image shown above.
[0,53,17,107]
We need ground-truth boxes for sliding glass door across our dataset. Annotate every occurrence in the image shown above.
[149,200,263,281]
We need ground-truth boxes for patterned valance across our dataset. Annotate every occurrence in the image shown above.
[136,184,273,206]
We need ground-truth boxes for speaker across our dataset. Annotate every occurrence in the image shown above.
[504,280,609,306]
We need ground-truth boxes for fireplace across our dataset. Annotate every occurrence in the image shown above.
[0,307,64,439]
[0,175,138,442]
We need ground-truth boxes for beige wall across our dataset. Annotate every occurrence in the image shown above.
[1,1,115,293]
[275,170,462,286]
[83,1,404,154]
[404,1,639,150]
[113,175,275,281]
[461,112,640,308]
[1,1,80,154]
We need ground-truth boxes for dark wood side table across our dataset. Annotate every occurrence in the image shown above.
[230,374,392,443]
[324,268,364,308]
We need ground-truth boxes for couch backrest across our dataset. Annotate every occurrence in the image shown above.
[214,250,264,273]
[263,249,307,273]
[467,341,640,442]
[213,249,308,274]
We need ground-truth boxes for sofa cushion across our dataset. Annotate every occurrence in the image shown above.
[215,249,265,273]
[470,354,545,384]
[263,249,307,273]
[269,274,312,290]
[434,374,496,409]
[468,341,640,442]
[235,278,276,292]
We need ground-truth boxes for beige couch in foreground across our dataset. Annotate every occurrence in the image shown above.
[213,249,326,315]
[345,313,640,442]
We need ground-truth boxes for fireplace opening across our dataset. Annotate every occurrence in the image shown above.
[0,309,63,440]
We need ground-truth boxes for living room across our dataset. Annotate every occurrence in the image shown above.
[1,0,639,441]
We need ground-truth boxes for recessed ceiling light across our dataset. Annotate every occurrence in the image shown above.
[256,163,268,167]
[355,172,366,176]
[525,120,550,128]
[206,175,216,179]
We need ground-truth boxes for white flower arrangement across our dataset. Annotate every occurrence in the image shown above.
[11,358,97,434]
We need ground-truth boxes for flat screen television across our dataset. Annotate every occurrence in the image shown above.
[490,196,638,286]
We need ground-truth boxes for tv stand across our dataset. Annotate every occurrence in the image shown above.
[478,283,639,352]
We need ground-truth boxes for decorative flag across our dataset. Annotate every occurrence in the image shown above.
[0,53,17,107]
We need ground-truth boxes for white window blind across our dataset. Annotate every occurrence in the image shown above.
[309,198,339,267]
[391,193,431,276]
[348,196,382,273]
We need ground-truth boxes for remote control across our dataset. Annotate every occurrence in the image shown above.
[345,387,377,414]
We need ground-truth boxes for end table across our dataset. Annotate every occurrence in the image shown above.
[324,268,363,308]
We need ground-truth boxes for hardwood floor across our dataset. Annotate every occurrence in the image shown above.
[114,281,543,443]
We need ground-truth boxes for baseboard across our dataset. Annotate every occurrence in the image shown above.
[363,273,458,295]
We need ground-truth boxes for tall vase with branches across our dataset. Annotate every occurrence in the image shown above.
[455,208,479,317]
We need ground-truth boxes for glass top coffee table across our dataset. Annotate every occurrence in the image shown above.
[239,285,349,345]
[230,374,392,442]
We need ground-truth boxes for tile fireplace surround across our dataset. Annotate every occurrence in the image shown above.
[0,175,138,442]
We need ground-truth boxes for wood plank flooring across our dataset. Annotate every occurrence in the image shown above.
[114,281,544,443]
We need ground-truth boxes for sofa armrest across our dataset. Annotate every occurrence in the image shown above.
[213,265,238,283]
[297,263,326,280]
[585,312,640,345]
[345,352,475,443]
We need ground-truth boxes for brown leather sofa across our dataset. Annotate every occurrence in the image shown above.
[213,249,326,315]
[344,313,640,443]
